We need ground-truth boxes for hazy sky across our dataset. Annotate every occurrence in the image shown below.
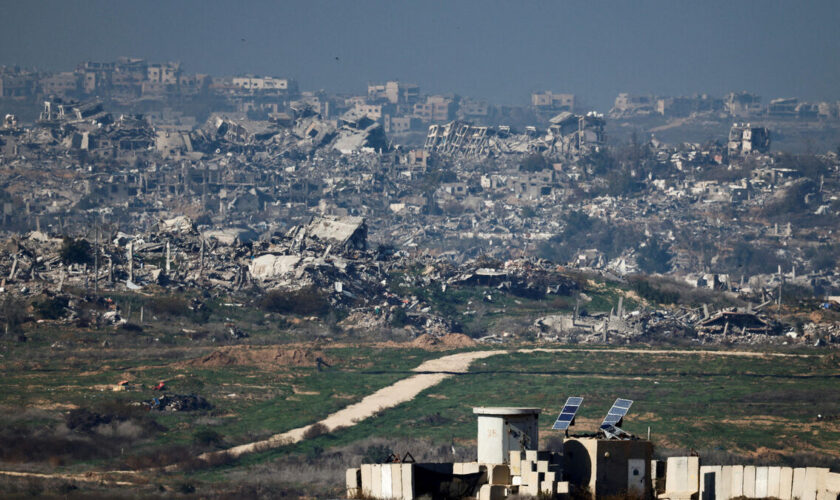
[1,1,838,110]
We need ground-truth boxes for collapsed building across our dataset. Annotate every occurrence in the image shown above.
[424,112,605,159]
[728,123,771,156]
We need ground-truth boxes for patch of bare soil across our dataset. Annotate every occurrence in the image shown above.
[186,346,328,369]
[411,333,476,349]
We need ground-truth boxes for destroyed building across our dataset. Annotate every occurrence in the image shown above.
[728,123,771,156]
[423,113,604,159]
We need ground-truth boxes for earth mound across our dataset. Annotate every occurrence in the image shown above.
[187,346,328,368]
[411,333,476,349]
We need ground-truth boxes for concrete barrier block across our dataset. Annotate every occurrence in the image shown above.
[537,460,549,473]
[665,456,700,495]
[371,464,383,498]
[540,480,556,495]
[557,481,570,494]
[525,450,538,462]
[346,468,361,498]
[743,465,756,498]
[730,465,744,498]
[825,471,840,495]
[521,480,539,497]
[390,464,403,499]
[521,459,535,474]
[699,465,721,500]
[382,462,393,499]
[767,466,781,499]
[803,467,829,500]
[361,464,373,497]
[543,471,556,484]
[792,468,807,500]
[401,463,414,500]
[815,468,830,500]
[779,467,793,500]
[756,466,769,498]
[720,465,733,500]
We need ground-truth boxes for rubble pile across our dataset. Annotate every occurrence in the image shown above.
[144,394,212,412]
[189,108,389,157]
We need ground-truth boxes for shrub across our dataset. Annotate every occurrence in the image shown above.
[259,287,330,316]
[147,295,189,316]
[361,444,392,464]
[193,428,224,447]
[303,423,329,440]
[32,296,68,320]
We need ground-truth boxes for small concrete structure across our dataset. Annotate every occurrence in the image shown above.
[473,407,540,464]
[563,437,654,499]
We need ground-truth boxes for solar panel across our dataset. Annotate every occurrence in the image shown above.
[552,396,584,430]
[600,398,633,430]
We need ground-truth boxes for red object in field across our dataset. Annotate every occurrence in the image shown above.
[154,381,165,391]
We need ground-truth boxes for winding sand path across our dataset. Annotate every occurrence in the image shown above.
[192,349,506,464]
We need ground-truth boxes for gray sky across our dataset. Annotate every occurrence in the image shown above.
[1,0,838,110]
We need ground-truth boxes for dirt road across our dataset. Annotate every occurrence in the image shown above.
[193,349,507,464]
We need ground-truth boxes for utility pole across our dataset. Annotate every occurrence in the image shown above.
[778,271,783,322]
[93,226,99,298]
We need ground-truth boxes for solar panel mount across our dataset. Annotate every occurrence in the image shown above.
[552,396,584,431]
[599,398,634,439]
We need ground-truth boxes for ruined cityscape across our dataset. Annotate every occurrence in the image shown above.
[1,3,840,499]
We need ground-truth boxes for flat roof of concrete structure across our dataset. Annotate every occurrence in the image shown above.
[472,407,541,416]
